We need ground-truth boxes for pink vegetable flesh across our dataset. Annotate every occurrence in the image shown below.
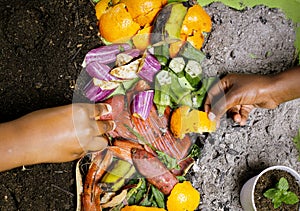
[138,52,161,82]
[85,61,118,81]
[131,90,154,120]
[83,43,131,66]
[84,80,115,102]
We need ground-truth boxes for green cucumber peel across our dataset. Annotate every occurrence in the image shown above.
[164,3,188,41]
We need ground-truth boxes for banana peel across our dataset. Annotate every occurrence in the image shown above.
[100,159,136,192]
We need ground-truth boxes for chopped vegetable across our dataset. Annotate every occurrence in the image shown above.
[169,57,185,77]
[100,159,136,192]
[138,52,161,83]
[110,58,142,80]
[184,60,202,88]
[86,61,119,81]
[169,72,193,105]
[179,41,206,62]
[191,77,216,108]
[170,106,216,139]
[155,70,172,86]
[132,90,154,120]
[154,70,172,115]
[83,43,131,67]
[154,55,168,66]
[93,78,120,90]
[84,80,115,102]
[151,185,166,209]
[156,150,180,170]
[116,49,141,67]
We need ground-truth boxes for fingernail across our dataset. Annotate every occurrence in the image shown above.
[108,121,116,131]
[102,104,112,116]
[208,112,216,121]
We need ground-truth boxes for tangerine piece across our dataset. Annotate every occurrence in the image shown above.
[167,181,200,211]
[186,30,205,50]
[120,0,167,26]
[132,24,153,50]
[134,8,162,26]
[181,4,212,35]
[95,0,111,20]
[99,3,140,43]
[170,106,216,139]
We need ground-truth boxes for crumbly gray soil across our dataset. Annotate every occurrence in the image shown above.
[190,3,300,210]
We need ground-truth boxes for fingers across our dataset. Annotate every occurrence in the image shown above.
[90,103,112,120]
[95,120,116,134]
[228,105,254,126]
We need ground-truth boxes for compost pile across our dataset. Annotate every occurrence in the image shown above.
[0,1,299,210]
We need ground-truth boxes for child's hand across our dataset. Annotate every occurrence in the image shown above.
[0,103,115,171]
[204,66,300,127]
[204,73,276,126]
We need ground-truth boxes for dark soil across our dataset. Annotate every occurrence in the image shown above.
[0,0,101,210]
[254,169,300,211]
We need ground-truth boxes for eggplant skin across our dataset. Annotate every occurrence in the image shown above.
[151,4,172,45]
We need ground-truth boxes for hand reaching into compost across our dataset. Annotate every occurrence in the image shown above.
[204,66,300,126]
[0,103,115,172]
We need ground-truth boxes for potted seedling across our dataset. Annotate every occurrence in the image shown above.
[240,165,300,211]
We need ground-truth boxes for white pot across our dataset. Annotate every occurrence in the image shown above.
[240,165,300,211]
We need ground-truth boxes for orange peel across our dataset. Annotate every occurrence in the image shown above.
[95,0,111,20]
[170,105,216,139]
[167,181,200,211]
[98,3,140,43]
[132,24,153,50]
[180,4,212,50]
[120,0,167,26]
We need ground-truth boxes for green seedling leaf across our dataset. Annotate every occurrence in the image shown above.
[263,188,278,199]
[277,177,289,191]
[283,192,300,205]
[263,177,299,209]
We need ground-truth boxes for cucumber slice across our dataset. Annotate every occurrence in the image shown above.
[184,60,202,88]
[169,57,185,77]
[156,70,172,86]
[154,70,172,115]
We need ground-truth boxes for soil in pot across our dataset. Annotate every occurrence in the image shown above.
[254,169,300,211]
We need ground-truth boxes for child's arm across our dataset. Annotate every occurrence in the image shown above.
[0,103,115,172]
